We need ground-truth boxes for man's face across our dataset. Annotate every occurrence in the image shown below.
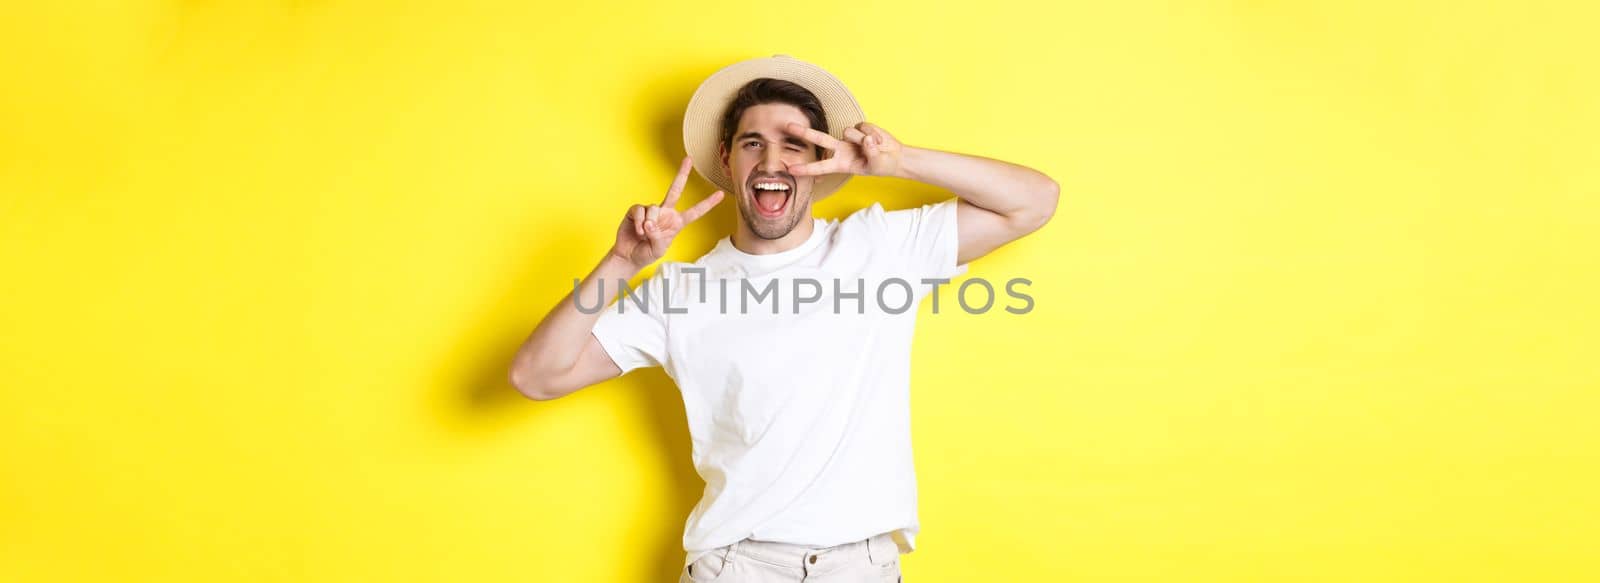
[720,103,821,240]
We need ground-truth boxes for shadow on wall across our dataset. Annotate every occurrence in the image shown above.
[440,217,701,582]
[430,66,720,582]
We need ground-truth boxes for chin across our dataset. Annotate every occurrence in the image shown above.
[740,199,807,240]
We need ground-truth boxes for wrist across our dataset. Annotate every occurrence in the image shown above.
[602,247,643,274]
[893,145,927,181]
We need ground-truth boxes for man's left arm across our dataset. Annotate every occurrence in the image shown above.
[785,121,1060,265]
[894,144,1060,264]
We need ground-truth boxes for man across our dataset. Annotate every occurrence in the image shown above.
[508,55,1058,582]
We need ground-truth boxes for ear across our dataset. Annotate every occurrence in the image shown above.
[719,143,730,172]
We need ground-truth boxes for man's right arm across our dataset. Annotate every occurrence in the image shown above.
[507,156,723,401]
[507,252,635,400]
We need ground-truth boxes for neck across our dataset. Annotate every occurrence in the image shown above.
[731,212,816,255]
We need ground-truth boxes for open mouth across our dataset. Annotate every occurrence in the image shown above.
[748,176,793,218]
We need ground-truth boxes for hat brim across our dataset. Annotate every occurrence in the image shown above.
[682,55,865,201]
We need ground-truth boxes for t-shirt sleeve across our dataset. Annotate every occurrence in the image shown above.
[867,198,969,280]
[589,267,670,375]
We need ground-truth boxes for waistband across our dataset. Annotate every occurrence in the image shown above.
[730,532,899,572]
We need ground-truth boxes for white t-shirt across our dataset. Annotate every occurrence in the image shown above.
[590,198,967,568]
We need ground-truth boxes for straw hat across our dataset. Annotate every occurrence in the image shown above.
[682,54,865,199]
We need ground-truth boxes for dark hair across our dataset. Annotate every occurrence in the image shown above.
[718,78,828,160]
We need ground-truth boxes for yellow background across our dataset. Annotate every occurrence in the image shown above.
[3,1,1596,581]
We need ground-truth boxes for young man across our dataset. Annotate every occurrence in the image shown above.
[508,55,1058,582]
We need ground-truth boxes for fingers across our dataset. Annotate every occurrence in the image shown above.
[681,190,725,224]
[788,157,845,177]
[628,204,646,236]
[858,122,890,145]
[784,122,844,151]
[662,156,692,207]
[842,127,867,145]
[632,156,721,237]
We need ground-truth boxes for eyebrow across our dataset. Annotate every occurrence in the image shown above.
[736,131,808,148]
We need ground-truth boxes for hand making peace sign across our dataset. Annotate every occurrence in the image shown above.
[611,156,725,269]
[782,121,904,178]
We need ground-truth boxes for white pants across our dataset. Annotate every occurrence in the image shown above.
[680,532,903,583]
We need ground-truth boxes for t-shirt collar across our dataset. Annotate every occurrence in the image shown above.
[712,218,827,272]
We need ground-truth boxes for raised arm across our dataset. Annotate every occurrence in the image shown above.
[507,157,723,400]
[785,121,1059,265]
[896,145,1058,264]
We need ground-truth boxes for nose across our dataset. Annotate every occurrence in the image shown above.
[759,141,786,172]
